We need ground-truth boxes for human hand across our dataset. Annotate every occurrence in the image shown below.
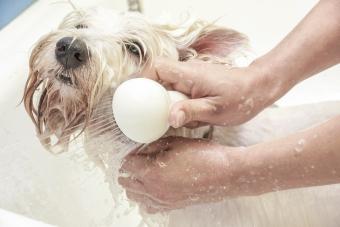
[118,137,248,213]
[141,58,278,128]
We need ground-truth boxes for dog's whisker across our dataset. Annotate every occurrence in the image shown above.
[42,120,121,143]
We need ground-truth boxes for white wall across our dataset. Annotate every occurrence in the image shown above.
[142,0,340,106]
[2,0,338,108]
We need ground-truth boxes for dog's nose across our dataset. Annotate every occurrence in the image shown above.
[55,37,88,69]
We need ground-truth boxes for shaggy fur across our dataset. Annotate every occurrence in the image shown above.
[23,7,247,154]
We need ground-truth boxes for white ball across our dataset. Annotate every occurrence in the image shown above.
[112,78,171,143]
[168,90,189,107]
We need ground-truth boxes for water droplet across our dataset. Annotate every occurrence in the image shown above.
[244,98,254,109]
[189,195,200,201]
[158,161,167,168]
[295,139,306,153]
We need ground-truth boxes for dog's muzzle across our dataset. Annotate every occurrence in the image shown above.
[55,37,88,69]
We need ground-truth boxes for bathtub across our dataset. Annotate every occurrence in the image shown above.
[0,1,141,226]
[1,0,340,226]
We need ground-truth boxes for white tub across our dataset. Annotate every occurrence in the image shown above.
[0,1,141,226]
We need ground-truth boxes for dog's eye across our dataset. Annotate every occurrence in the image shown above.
[125,41,144,57]
[75,24,88,29]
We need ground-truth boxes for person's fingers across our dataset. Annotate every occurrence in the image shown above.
[143,205,173,214]
[160,81,174,90]
[183,121,209,129]
[136,137,177,155]
[118,177,145,192]
[120,155,151,177]
[140,58,201,95]
[143,206,163,214]
[125,191,174,214]
[126,191,171,208]
[126,191,153,204]
[169,98,218,128]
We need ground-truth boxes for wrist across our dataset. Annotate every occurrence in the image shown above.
[220,146,275,196]
[217,146,264,196]
[248,56,296,107]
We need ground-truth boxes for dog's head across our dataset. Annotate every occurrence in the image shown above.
[23,7,247,153]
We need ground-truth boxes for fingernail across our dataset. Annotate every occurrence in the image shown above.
[170,110,186,128]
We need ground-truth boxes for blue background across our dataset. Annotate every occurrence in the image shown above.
[0,0,35,29]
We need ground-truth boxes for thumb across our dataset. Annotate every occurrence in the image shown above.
[169,98,216,128]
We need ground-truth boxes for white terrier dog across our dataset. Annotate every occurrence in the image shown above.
[23,7,340,227]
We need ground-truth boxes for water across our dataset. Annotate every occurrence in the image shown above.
[295,139,306,153]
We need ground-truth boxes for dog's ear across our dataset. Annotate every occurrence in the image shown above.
[23,75,87,153]
[163,20,248,62]
[23,40,88,154]
[187,26,248,58]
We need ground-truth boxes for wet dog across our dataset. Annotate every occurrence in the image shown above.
[23,7,340,227]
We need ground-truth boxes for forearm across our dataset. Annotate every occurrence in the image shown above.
[252,0,340,105]
[235,115,340,195]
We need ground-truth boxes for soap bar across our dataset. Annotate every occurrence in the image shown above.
[112,78,187,143]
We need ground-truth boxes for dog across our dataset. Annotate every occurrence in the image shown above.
[23,7,340,227]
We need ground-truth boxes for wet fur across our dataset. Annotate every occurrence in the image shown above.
[22,7,340,227]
